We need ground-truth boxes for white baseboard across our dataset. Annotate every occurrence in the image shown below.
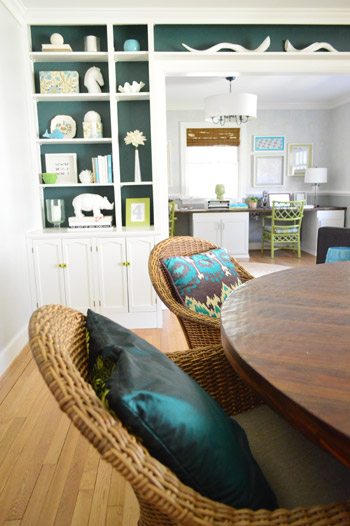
[0,326,27,378]
[249,242,262,250]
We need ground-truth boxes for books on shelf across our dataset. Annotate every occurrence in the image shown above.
[91,154,113,184]
[68,216,113,229]
[41,44,73,52]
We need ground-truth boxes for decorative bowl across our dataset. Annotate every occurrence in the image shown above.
[42,173,57,184]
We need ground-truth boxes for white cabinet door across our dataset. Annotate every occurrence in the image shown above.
[192,212,249,257]
[62,238,95,313]
[221,212,249,258]
[32,239,66,306]
[95,238,128,317]
[317,210,345,229]
[126,237,156,312]
[301,210,345,255]
[192,213,221,245]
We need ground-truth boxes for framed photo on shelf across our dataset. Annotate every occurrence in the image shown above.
[254,136,285,152]
[45,153,78,184]
[254,154,285,187]
[288,144,313,176]
[125,197,150,227]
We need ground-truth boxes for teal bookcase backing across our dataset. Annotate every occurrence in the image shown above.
[121,185,154,227]
[31,25,108,52]
[154,24,350,52]
[117,100,152,183]
[43,185,115,228]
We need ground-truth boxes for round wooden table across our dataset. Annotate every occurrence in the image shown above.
[221,261,350,467]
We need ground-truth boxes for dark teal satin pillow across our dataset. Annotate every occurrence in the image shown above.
[86,310,277,511]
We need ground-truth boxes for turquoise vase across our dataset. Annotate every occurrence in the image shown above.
[123,39,140,52]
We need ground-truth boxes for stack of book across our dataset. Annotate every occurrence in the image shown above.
[207,200,230,209]
[91,154,113,183]
[68,216,113,229]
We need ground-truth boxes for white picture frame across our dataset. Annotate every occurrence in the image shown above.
[254,154,285,187]
[45,153,78,184]
[288,143,313,176]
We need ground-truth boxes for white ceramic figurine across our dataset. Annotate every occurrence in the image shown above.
[84,67,104,93]
[72,193,114,218]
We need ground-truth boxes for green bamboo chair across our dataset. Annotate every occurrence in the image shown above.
[261,200,305,259]
[168,200,177,237]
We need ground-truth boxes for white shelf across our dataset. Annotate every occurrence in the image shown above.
[154,51,350,62]
[30,52,109,63]
[33,93,110,102]
[40,183,114,188]
[37,138,112,145]
[120,181,153,186]
[116,92,150,102]
[114,51,149,62]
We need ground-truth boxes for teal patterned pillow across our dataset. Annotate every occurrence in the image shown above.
[161,248,242,318]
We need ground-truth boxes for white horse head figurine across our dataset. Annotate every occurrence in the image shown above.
[84,66,104,93]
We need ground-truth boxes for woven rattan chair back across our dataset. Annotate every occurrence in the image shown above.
[148,236,254,348]
[29,304,350,526]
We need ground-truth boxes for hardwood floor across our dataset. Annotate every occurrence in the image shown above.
[0,251,315,526]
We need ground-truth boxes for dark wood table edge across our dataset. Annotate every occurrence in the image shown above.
[221,326,350,468]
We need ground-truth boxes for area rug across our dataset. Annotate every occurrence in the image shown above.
[239,262,290,278]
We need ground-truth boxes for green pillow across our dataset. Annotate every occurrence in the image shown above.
[86,309,277,511]
[161,248,242,318]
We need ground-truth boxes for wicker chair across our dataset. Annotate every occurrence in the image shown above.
[29,304,350,526]
[148,236,254,348]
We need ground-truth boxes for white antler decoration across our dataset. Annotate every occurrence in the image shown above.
[182,36,270,53]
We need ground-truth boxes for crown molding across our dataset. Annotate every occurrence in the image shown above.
[331,93,350,108]
[17,6,350,25]
[2,0,25,24]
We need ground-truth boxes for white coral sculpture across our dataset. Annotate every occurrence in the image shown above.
[118,81,145,93]
[124,129,147,148]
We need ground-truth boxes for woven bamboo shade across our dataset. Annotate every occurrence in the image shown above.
[186,128,240,147]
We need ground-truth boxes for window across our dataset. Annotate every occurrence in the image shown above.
[186,146,238,198]
[181,125,240,199]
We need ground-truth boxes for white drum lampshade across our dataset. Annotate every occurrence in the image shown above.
[204,92,257,126]
[304,167,328,184]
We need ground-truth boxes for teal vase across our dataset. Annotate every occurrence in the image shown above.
[123,39,140,52]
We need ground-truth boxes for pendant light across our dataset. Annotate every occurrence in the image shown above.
[204,76,257,126]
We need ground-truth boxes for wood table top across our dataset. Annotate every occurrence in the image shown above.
[221,262,350,467]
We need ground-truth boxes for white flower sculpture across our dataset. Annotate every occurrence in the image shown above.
[124,129,147,149]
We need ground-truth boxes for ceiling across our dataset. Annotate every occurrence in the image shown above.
[165,74,350,110]
[14,0,350,9]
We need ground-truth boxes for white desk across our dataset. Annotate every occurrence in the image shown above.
[175,207,346,257]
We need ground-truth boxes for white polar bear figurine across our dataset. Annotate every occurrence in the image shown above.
[72,193,114,218]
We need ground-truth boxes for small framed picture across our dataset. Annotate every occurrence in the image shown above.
[125,197,150,227]
[288,144,313,176]
[254,154,285,187]
[295,192,306,201]
[45,153,78,184]
[254,136,285,152]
